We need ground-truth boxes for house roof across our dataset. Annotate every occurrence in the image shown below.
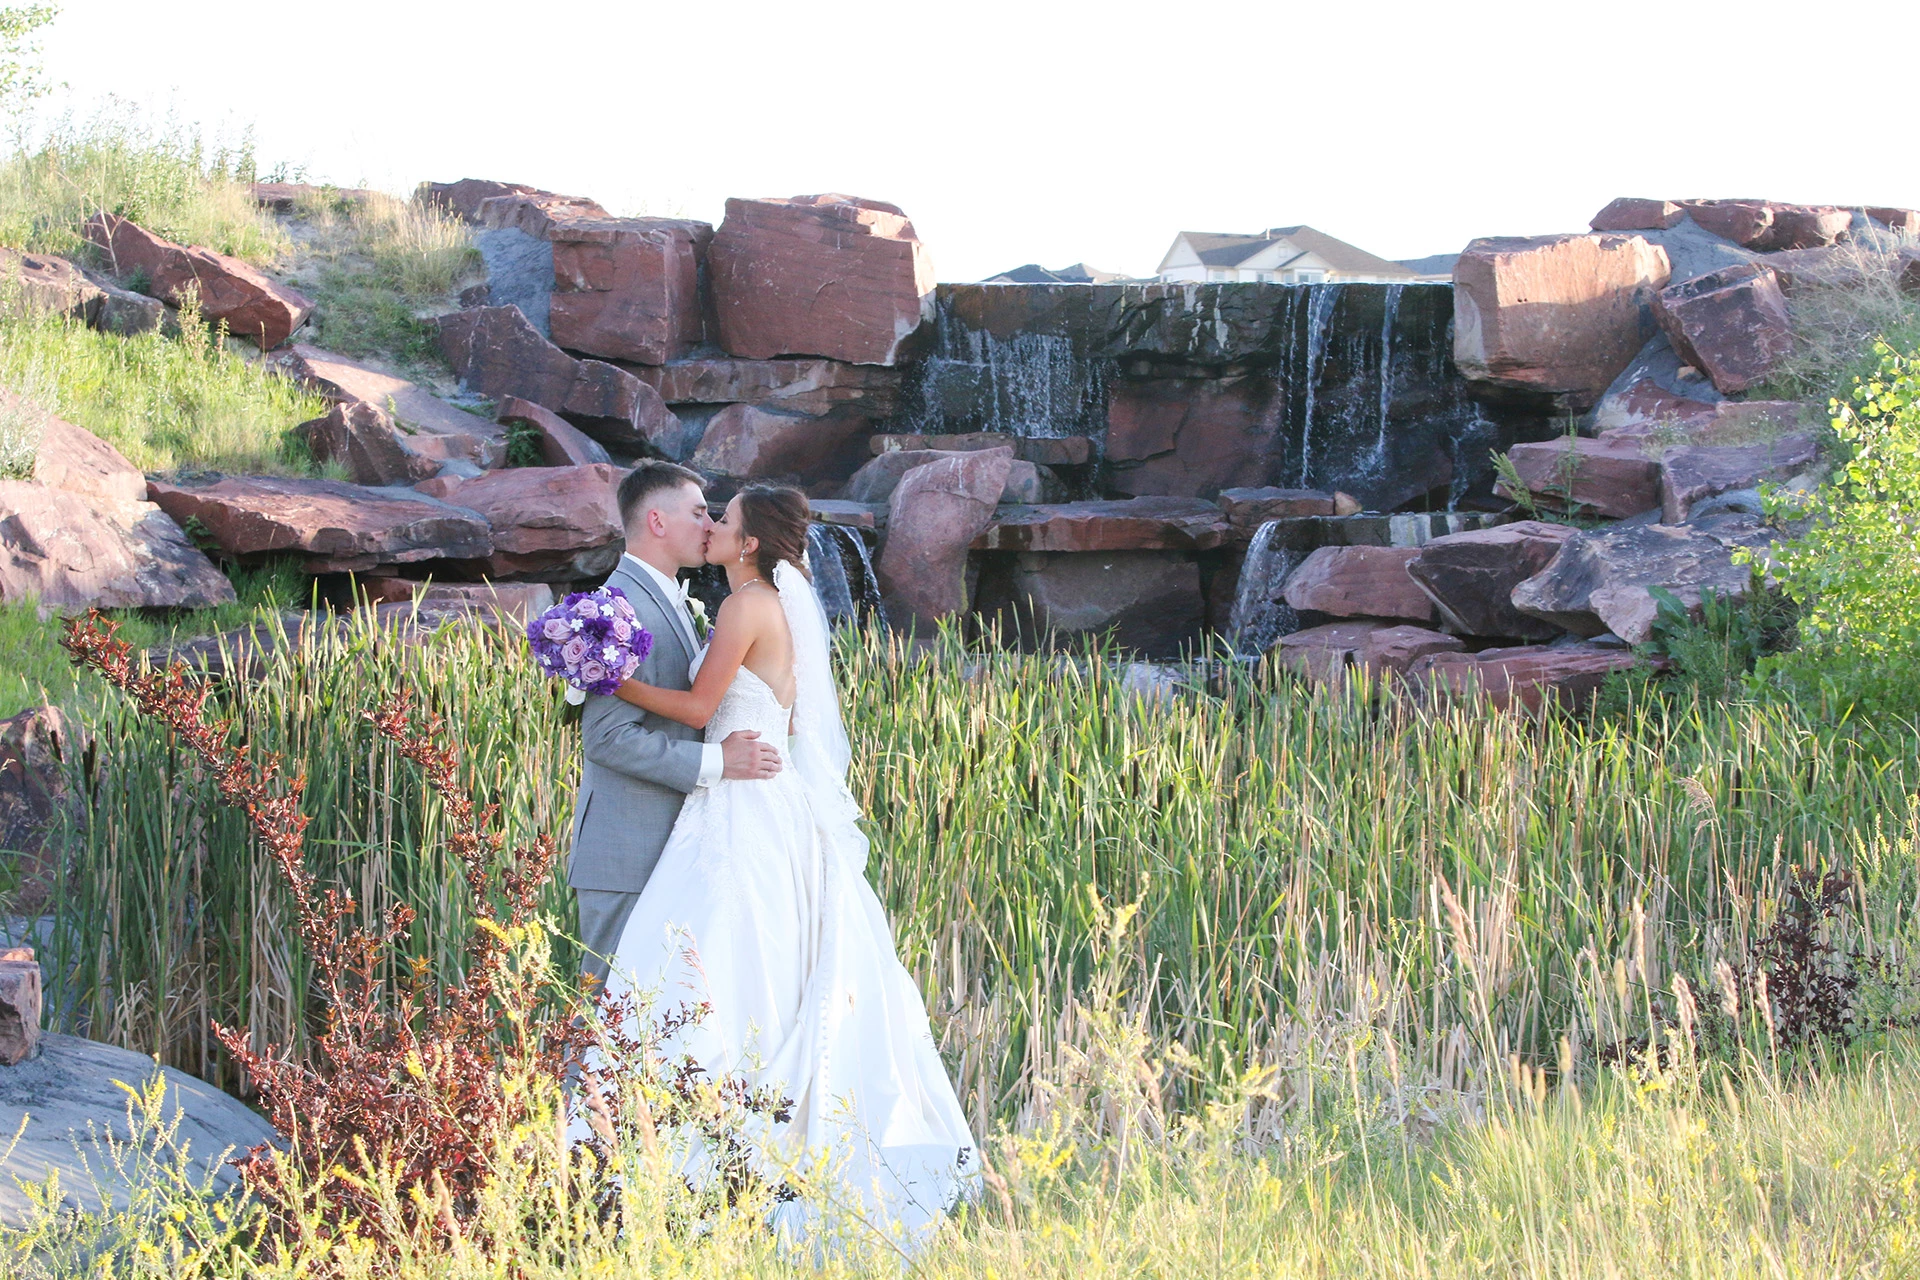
[984,262,1134,284]
[1396,252,1459,278]
[1175,226,1421,278]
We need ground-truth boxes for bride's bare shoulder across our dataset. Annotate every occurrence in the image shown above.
[715,582,784,628]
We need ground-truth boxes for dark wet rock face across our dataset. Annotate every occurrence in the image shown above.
[891,281,1544,511]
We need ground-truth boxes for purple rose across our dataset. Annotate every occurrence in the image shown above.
[579,659,609,688]
[561,636,590,666]
[542,617,571,643]
[571,596,601,619]
[610,617,632,643]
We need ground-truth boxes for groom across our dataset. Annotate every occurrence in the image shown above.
[569,460,784,988]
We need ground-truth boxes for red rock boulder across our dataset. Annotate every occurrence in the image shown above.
[82,213,312,348]
[1677,200,1775,247]
[296,401,442,486]
[1654,264,1794,396]
[1590,198,1683,232]
[1660,433,1819,522]
[844,448,1044,505]
[1217,487,1337,539]
[688,403,868,482]
[638,358,901,418]
[549,217,710,365]
[496,397,610,467]
[1105,376,1281,498]
[436,306,683,456]
[1406,521,1580,639]
[1868,207,1920,236]
[414,464,622,580]
[0,948,40,1065]
[876,448,1013,628]
[1280,546,1434,623]
[1756,205,1852,251]
[359,578,557,628]
[1409,643,1646,712]
[149,475,492,574]
[0,482,235,612]
[417,179,549,223]
[27,409,146,506]
[1453,234,1671,406]
[1271,621,1464,688]
[275,344,507,468]
[709,194,936,366]
[1497,437,1662,518]
[973,498,1229,553]
[872,432,1091,467]
[1509,515,1778,644]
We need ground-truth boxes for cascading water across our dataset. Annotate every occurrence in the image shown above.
[805,523,889,631]
[1372,282,1404,475]
[807,524,857,624]
[893,292,1107,442]
[1295,283,1344,488]
[1226,520,1300,656]
[891,280,1537,515]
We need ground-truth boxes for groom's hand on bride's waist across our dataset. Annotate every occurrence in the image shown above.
[721,730,782,781]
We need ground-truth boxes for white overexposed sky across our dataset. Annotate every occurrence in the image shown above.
[34,0,1920,283]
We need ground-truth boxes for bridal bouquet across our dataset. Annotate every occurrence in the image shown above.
[526,587,653,698]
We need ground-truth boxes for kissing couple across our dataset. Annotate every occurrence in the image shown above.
[565,460,978,1247]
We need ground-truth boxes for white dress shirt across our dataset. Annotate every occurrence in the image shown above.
[624,553,723,789]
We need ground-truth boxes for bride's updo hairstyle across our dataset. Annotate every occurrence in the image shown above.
[736,484,812,582]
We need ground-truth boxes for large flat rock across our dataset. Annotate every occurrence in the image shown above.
[0,1032,275,1225]
[414,464,623,580]
[149,475,493,574]
[972,497,1229,552]
[0,482,233,612]
[709,194,936,366]
[275,344,507,469]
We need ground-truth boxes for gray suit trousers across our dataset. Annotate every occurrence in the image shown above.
[575,888,643,990]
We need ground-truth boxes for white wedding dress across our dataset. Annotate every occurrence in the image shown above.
[597,561,978,1250]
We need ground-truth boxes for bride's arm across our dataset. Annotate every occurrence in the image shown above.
[613,593,760,729]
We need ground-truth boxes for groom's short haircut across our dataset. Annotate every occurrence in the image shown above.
[617,460,705,528]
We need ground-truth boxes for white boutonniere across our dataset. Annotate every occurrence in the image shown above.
[688,596,710,643]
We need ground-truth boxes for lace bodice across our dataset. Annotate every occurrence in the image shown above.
[691,651,793,749]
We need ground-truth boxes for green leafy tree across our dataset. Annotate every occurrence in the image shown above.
[0,4,56,110]
[1758,339,1920,722]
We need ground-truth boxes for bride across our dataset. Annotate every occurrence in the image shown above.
[592,484,978,1248]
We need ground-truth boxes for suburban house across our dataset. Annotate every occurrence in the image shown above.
[1156,226,1424,284]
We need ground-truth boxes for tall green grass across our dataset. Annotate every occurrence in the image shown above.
[0,308,327,474]
[0,112,284,264]
[278,187,478,371]
[38,621,1916,1119]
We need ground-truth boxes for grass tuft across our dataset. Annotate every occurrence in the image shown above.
[0,308,327,474]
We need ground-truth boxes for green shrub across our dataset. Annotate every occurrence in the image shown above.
[0,307,327,473]
[1758,340,1920,724]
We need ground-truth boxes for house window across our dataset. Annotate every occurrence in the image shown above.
[1256,272,1276,283]
[1297,270,1326,284]
[1207,269,1229,281]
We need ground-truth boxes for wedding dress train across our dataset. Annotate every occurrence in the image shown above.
[597,562,978,1249]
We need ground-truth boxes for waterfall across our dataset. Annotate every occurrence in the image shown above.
[1296,283,1344,486]
[807,524,857,624]
[895,292,1105,441]
[805,523,889,631]
[1226,521,1300,657]
[1372,282,1404,476]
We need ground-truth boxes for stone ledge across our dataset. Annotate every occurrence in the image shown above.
[971,498,1229,553]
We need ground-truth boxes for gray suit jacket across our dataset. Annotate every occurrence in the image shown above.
[567,560,705,894]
